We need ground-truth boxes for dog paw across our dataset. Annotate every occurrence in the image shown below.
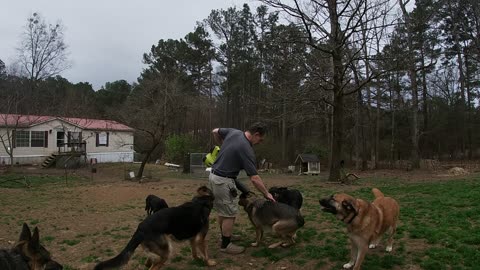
[251,242,259,247]
[206,259,217,266]
[343,262,354,269]
[369,244,377,249]
[386,246,393,252]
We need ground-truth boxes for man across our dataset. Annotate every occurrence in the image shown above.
[208,122,275,254]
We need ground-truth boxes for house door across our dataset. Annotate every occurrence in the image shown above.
[57,131,65,147]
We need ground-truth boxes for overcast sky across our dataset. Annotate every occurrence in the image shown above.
[0,0,255,90]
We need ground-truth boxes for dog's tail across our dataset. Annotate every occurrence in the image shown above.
[145,195,152,211]
[94,229,144,270]
[372,188,384,199]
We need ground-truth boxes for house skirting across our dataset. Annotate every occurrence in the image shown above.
[0,155,46,165]
[86,152,134,163]
[1,151,134,165]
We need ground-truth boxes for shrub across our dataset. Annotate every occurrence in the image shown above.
[164,134,201,164]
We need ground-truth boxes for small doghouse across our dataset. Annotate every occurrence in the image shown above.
[295,154,320,175]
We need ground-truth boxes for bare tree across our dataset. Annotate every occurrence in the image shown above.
[0,111,41,166]
[398,0,421,168]
[0,59,5,79]
[16,12,70,88]
[0,72,26,166]
[116,73,189,180]
[261,0,395,180]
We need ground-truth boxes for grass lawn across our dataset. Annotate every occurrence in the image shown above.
[0,165,479,269]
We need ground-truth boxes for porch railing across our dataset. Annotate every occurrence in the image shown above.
[57,142,86,154]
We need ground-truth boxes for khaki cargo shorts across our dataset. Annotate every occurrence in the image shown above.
[208,173,239,217]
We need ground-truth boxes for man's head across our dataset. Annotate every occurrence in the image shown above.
[246,122,267,145]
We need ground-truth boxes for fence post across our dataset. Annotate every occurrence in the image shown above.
[183,153,190,174]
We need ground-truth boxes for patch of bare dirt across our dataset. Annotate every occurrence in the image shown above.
[0,165,476,269]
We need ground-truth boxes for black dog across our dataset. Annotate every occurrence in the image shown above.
[145,194,169,215]
[94,186,216,270]
[269,187,303,210]
[0,223,63,270]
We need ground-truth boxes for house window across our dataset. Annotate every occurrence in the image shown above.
[31,131,45,147]
[96,132,109,147]
[69,132,81,144]
[15,131,30,147]
[57,131,65,147]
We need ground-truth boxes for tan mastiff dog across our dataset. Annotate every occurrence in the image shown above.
[319,188,399,270]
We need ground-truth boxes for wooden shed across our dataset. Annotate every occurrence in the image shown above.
[294,154,320,175]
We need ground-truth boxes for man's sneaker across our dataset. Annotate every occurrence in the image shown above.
[220,243,245,254]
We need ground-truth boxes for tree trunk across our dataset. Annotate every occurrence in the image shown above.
[465,51,473,159]
[281,99,287,160]
[390,74,396,167]
[399,0,420,169]
[448,0,466,156]
[362,21,376,169]
[421,48,428,133]
[409,57,420,168]
[351,59,366,171]
[375,78,380,168]
[9,152,14,167]
[420,47,429,158]
[355,87,361,170]
[410,67,420,168]
[328,40,344,181]
[137,142,161,180]
[329,89,344,181]
[209,72,213,146]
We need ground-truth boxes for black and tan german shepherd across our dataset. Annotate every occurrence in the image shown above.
[239,192,305,249]
[0,223,63,270]
[94,186,216,270]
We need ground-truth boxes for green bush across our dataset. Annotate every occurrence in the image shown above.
[164,134,201,164]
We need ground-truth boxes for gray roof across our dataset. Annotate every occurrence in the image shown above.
[295,154,320,163]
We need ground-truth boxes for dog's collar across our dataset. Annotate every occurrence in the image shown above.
[343,210,358,224]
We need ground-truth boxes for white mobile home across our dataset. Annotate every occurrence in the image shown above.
[0,114,134,165]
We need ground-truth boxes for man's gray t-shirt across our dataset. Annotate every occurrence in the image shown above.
[212,128,258,178]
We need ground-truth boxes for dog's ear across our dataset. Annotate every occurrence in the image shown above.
[342,200,357,213]
[29,227,40,251]
[19,223,32,242]
[197,186,212,196]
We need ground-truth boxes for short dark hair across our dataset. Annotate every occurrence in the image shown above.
[247,122,267,136]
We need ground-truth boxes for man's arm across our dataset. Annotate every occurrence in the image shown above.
[212,128,223,145]
[250,175,275,202]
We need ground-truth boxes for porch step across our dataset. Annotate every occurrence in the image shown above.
[41,154,57,168]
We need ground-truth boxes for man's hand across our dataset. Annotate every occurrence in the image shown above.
[212,128,224,145]
[265,192,276,202]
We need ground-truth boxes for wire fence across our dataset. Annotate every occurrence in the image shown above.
[189,153,209,178]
